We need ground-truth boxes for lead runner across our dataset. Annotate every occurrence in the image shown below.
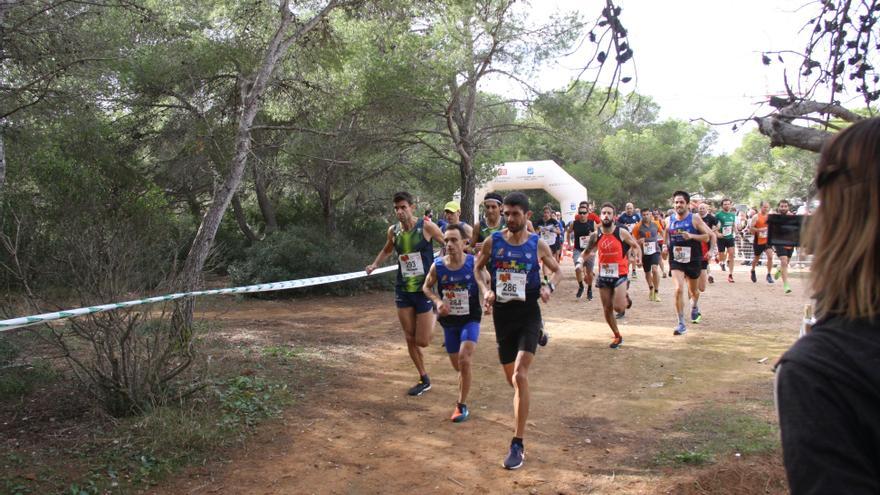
[474,192,561,470]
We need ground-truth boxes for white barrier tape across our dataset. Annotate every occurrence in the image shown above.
[0,265,398,333]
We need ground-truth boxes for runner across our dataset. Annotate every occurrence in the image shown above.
[580,203,641,348]
[534,206,563,280]
[616,202,641,279]
[554,211,566,262]
[698,203,719,290]
[566,201,597,301]
[633,208,663,302]
[665,191,713,335]
[474,192,561,470]
[366,191,445,396]
[422,224,482,422]
[442,201,473,239]
[471,192,506,255]
[715,198,738,282]
[749,201,775,284]
[771,199,795,294]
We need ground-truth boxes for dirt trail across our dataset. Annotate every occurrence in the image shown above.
[156,264,804,494]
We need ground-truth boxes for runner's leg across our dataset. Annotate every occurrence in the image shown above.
[398,308,426,376]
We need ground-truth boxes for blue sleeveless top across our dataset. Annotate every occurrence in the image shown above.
[488,231,542,305]
[668,213,702,266]
[434,254,481,325]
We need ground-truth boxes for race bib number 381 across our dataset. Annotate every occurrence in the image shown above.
[398,253,425,278]
[496,270,526,302]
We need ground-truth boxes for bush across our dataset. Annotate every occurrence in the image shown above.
[228,224,393,296]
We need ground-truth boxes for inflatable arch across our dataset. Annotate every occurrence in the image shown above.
[462,160,588,224]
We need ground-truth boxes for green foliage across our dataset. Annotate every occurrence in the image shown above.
[218,375,290,428]
[0,361,57,401]
[654,405,779,467]
[228,222,389,296]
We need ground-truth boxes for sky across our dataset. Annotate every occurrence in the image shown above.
[494,0,820,154]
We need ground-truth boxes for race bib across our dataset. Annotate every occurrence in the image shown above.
[599,263,619,278]
[398,253,424,278]
[541,229,557,245]
[644,241,657,255]
[443,288,470,316]
[579,235,590,248]
[673,246,692,263]
[722,225,733,236]
[496,270,526,303]
[758,229,768,239]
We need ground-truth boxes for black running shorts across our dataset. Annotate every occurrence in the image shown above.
[773,245,794,258]
[642,253,661,272]
[670,261,701,280]
[717,237,735,251]
[492,300,542,365]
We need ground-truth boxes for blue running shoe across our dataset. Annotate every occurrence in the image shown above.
[451,403,469,423]
[673,323,687,336]
[503,442,525,470]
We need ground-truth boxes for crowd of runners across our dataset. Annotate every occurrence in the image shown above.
[365,189,806,471]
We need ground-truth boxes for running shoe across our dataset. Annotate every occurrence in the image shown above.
[690,306,700,323]
[631,272,637,280]
[503,442,525,470]
[653,291,662,303]
[721,262,727,272]
[626,294,632,309]
[668,271,673,277]
[407,380,431,396]
[774,268,782,280]
[673,323,687,336]
[766,274,775,284]
[728,274,735,283]
[648,289,654,302]
[750,270,757,283]
[609,336,623,349]
[586,286,593,301]
[539,330,549,346]
[784,282,792,294]
[708,275,714,284]
[451,404,469,423]
[576,285,584,299]
[615,311,626,320]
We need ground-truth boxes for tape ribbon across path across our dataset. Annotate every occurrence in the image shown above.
[0,264,398,333]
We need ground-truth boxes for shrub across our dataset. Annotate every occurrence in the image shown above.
[228,224,393,296]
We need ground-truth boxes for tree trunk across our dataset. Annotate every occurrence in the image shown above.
[459,155,476,225]
[174,0,342,335]
[252,161,278,234]
[231,193,258,244]
[0,129,6,205]
[321,191,336,234]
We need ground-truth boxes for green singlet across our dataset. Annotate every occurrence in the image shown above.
[478,218,506,242]
[716,210,737,239]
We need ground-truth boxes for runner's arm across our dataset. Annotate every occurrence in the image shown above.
[621,229,642,266]
[421,264,442,307]
[537,239,561,300]
[690,215,711,243]
[424,220,445,245]
[366,226,395,274]
[473,236,494,311]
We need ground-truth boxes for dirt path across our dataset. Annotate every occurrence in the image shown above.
[156,264,805,494]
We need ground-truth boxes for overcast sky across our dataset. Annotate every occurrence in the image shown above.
[496,0,821,154]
